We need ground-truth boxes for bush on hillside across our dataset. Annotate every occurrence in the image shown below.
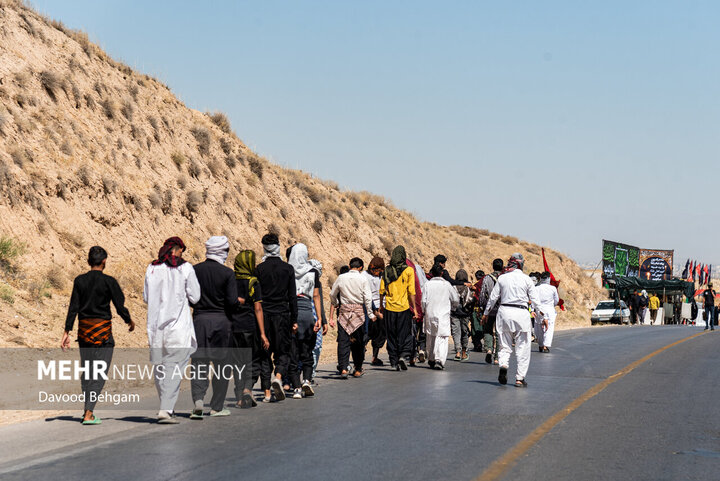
[100,98,116,119]
[186,190,203,214]
[219,137,232,155]
[0,236,26,273]
[171,152,185,168]
[47,266,65,290]
[40,70,62,101]
[208,112,232,134]
[120,97,134,121]
[0,282,14,305]
[247,154,264,179]
[190,126,211,156]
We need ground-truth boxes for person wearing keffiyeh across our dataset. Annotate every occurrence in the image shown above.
[144,236,201,423]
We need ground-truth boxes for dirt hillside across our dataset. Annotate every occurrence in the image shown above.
[0,1,604,349]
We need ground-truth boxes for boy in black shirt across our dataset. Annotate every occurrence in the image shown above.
[256,233,297,401]
[62,246,135,425]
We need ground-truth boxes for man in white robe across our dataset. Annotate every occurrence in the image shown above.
[534,272,559,353]
[483,253,543,387]
[144,237,201,423]
[422,264,460,369]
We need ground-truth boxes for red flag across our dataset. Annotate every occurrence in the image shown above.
[696,263,702,284]
[689,260,694,282]
[542,248,565,311]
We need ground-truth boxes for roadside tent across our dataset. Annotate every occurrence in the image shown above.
[615,277,695,299]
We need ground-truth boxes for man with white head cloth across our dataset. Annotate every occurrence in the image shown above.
[189,235,238,418]
[256,233,297,402]
[534,271,559,353]
[482,253,543,387]
[287,243,322,398]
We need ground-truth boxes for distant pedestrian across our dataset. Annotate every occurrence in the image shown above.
[534,272,559,353]
[363,257,385,366]
[483,253,542,388]
[450,269,472,361]
[330,257,374,378]
[702,283,716,331]
[144,237,200,424]
[379,246,417,371]
[470,269,485,352]
[63,246,135,425]
[432,254,472,288]
[648,292,660,325]
[422,264,460,369]
[639,290,649,325]
[629,290,641,325]
[406,256,426,365]
[478,259,503,364]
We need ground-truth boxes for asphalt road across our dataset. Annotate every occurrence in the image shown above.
[0,325,718,481]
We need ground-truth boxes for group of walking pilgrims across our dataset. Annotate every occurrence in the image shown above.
[62,233,561,425]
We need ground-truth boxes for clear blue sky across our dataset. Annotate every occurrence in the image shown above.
[31,1,719,267]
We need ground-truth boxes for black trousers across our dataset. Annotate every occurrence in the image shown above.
[289,332,316,388]
[232,331,263,396]
[369,316,387,358]
[385,309,413,367]
[79,341,114,412]
[190,357,231,412]
[337,324,365,371]
[261,312,293,382]
[191,313,232,411]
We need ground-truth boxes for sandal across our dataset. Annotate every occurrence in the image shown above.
[353,370,364,378]
[515,379,528,388]
[82,415,102,425]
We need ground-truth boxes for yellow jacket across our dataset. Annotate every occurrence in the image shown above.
[649,295,660,310]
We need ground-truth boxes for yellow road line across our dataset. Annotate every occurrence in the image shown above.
[475,330,709,481]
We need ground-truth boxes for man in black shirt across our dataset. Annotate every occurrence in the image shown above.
[628,290,641,325]
[256,233,297,401]
[190,236,238,418]
[702,283,716,331]
[62,246,135,425]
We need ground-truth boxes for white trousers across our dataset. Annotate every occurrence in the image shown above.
[155,353,191,413]
[496,306,532,381]
[534,310,556,348]
[426,334,449,366]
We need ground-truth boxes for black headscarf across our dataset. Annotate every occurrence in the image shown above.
[383,245,407,286]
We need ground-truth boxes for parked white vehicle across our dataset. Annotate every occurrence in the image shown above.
[591,300,630,325]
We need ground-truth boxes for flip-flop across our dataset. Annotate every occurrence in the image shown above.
[353,370,364,378]
[82,415,102,425]
[515,379,528,388]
